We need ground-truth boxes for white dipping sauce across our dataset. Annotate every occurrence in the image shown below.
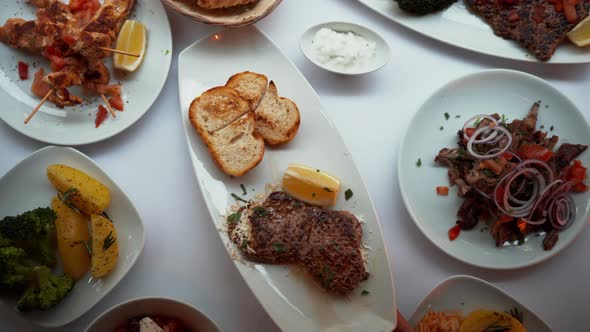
[311,28,377,71]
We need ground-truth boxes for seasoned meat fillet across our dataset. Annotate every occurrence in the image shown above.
[228,191,369,295]
[197,0,258,9]
[466,0,590,61]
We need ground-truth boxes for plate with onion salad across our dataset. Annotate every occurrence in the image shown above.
[399,69,590,269]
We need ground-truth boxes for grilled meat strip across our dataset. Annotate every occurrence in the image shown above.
[228,191,369,295]
[466,0,590,61]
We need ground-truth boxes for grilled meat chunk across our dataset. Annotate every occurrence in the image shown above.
[228,191,369,294]
[551,143,588,173]
[466,0,590,61]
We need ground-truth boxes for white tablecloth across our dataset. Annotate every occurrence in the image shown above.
[1,1,588,331]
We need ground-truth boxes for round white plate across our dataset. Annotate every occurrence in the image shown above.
[355,0,590,63]
[0,1,172,145]
[85,297,219,332]
[409,275,552,331]
[0,146,145,327]
[299,21,390,75]
[398,69,590,270]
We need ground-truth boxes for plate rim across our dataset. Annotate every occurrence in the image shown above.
[0,145,146,327]
[397,68,590,270]
[0,1,173,146]
[177,25,397,330]
[409,274,553,330]
[354,0,590,64]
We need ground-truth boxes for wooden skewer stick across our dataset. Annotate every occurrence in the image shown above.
[99,47,140,58]
[100,94,117,118]
[25,88,54,124]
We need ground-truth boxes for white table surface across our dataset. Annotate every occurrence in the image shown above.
[1,1,589,331]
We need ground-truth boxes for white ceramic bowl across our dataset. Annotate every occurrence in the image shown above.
[85,297,220,332]
[300,22,390,75]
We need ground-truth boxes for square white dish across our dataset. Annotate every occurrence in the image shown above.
[177,26,396,332]
[0,146,145,327]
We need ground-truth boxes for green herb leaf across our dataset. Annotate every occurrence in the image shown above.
[506,307,523,323]
[273,242,288,253]
[440,126,444,130]
[444,112,450,120]
[231,193,248,203]
[227,212,241,224]
[240,184,247,195]
[455,115,461,118]
[59,187,80,211]
[474,117,482,126]
[483,169,496,177]
[345,189,353,201]
[416,158,422,167]
[102,231,116,251]
[323,187,333,193]
[241,239,249,250]
[253,206,268,216]
[361,290,370,296]
[550,125,554,131]
[501,114,508,125]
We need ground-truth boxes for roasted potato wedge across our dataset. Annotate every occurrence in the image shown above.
[47,164,111,216]
[90,214,119,278]
[460,309,526,332]
[51,196,90,280]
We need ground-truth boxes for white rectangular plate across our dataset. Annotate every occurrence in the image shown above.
[355,0,590,63]
[177,26,396,332]
[0,146,145,327]
[409,275,552,331]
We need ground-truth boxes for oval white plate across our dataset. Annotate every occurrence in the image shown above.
[409,275,552,331]
[300,21,390,75]
[0,146,145,327]
[178,26,396,331]
[0,1,172,145]
[398,69,590,269]
[85,297,219,332]
[355,0,590,63]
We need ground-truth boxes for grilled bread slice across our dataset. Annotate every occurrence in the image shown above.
[189,86,250,136]
[254,81,300,145]
[226,71,268,111]
[197,0,258,9]
[202,112,264,177]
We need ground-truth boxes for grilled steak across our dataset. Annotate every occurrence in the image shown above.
[551,143,588,172]
[228,191,369,295]
[466,0,590,61]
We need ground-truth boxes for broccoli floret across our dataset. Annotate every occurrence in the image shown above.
[394,0,458,15]
[0,208,57,266]
[16,266,74,311]
[0,246,33,288]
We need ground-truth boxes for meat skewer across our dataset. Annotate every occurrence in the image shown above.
[25,88,54,124]
[100,94,116,118]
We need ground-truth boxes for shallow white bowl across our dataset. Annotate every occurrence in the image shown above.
[398,69,590,270]
[409,275,552,331]
[300,22,390,75]
[0,146,145,327]
[85,297,220,332]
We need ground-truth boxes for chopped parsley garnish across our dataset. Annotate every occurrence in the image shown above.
[316,169,320,173]
[273,242,288,253]
[416,158,422,167]
[440,126,444,131]
[253,206,268,216]
[540,125,545,129]
[241,239,249,250]
[550,125,554,131]
[323,187,333,192]
[474,117,482,126]
[321,265,336,287]
[293,201,303,208]
[455,115,461,118]
[361,290,370,296]
[444,112,450,120]
[164,50,170,55]
[501,114,508,125]
[231,193,248,203]
[345,189,353,201]
[227,212,241,224]
[240,184,247,195]
[482,169,496,177]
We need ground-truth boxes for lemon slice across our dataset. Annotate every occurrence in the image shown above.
[568,15,590,47]
[281,164,340,207]
[114,20,147,72]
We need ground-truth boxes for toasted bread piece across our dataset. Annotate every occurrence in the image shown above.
[197,0,258,9]
[226,71,268,110]
[203,113,264,177]
[189,86,250,136]
[254,81,300,145]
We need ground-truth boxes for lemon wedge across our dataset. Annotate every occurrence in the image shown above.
[114,20,147,72]
[281,164,340,207]
[568,15,590,47]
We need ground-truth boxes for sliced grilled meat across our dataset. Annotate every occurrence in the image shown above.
[551,143,588,173]
[466,0,590,61]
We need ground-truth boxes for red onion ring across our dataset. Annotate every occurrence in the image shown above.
[463,115,498,141]
[467,126,512,160]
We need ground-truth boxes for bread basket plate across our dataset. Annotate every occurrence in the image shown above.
[0,1,172,145]
[409,275,552,331]
[398,69,590,270]
[355,0,590,63]
[162,0,282,27]
[177,26,396,332]
[0,146,145,327]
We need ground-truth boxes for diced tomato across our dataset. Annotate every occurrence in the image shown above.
[448,224,461,241]
[465,128,476,137]
[436,186,449,196]
[45,46,62,57]
[564,160,587,184]
[574,182,589,193]
[31,68,51,98]
[69,0,101,25]
[517,143,553,161]
[503,151,515,160]
[44,47,66,71]
[108,95,124,111]
[18,61,28,80]
[95,105,109,128]
[481,158,505,175]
